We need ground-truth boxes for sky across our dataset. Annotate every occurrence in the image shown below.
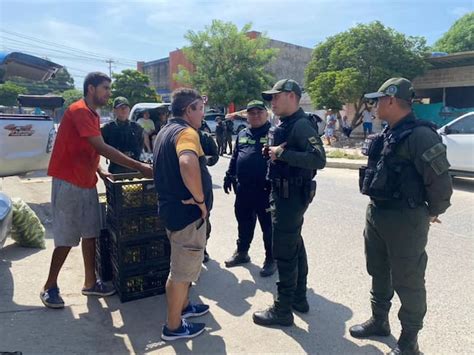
[0,0,472,88]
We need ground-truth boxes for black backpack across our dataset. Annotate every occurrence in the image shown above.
[306,113,324,136]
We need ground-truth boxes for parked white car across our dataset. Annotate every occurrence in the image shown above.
[129,102,170,123]
[438,112,474,177]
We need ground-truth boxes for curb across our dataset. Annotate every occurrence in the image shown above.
[326,158,366,170]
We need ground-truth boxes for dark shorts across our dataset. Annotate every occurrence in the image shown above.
[363,122,373,134]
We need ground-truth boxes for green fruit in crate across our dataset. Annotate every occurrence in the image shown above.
[121,184,143,207]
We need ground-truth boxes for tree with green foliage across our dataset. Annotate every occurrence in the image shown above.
[62,89,83,108]
[111,69,159,107]
[305,21,428,127]
[433,12,474,53]
[8,67,75,95]
[176,20,278,108]
[0,81,27,106]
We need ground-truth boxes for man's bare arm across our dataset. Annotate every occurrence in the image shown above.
[87,136,152,178]
[179,151,207,218]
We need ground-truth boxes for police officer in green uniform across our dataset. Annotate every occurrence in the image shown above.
[350,78,453,355]
[253,79,326,327]
[101,97,144,174]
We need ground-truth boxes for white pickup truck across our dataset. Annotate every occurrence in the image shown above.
[0,52,62,247]
[0,52,62,178]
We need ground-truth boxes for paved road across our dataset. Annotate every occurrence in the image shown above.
[0,159,472,354]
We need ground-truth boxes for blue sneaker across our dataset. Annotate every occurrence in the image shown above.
[181,303,210,319]
[161,319,206,341]
[81,280,116,297]
[40,287,64,309]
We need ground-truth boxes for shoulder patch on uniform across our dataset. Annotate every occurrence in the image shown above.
[421,142,446,162]
[421,143,450,175]
[308,136,318,144]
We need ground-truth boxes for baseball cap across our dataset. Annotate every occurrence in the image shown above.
[262,79,302,101]
[364,78,414,101]
[113,96,130,109]
[246,100,266,111]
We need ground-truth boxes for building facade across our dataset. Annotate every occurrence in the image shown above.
[137,32,313,105]
[412,51,474,125]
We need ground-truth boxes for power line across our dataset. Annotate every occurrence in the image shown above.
[0,45,136,78]
[1,38,134,67]
[0,28,139,64]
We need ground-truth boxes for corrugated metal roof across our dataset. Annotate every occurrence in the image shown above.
[427,51,474,68]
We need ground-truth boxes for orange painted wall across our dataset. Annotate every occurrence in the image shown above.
[169,49,194,91]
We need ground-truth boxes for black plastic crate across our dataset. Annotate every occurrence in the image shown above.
[113,262,169,302]
[95,229,112,282]
[107,210,166,242]
[105,173,157,216]
[98,193,107,230]
[109,229,170,270]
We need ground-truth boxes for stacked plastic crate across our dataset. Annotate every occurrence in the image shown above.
[105,173,170,302]
[95,193,112,282]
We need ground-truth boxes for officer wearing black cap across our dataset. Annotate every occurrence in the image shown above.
[253,79,326,327]
[223,100,276,277]
[350,78,453,355]
[101,97,144,174]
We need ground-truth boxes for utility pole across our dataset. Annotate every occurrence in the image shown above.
[105,58,115,77]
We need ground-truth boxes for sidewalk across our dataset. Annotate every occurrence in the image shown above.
[324,143,367,170]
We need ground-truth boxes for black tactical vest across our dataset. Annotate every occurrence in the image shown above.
[268,110,318,181]
[359,118,438,207]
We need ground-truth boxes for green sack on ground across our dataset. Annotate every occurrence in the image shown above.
[10,198,46,249]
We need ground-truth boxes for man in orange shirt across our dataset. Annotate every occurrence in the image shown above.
[41,72,152,309]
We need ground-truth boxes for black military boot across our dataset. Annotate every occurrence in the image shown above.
[224,250,250,267]
[388,330,420,355]
[349,316,391,338]
[253,305,294,327]
[259,258,277,277]
[292,297,309,313]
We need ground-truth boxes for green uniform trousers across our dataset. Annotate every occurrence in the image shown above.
[365,202,430,331]
[271,185,310,312]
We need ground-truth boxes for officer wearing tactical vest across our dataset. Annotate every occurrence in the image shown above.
[101,97,144,174]
[350,78,453,355]
[223,100,276,277]
[253,79,326,327]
